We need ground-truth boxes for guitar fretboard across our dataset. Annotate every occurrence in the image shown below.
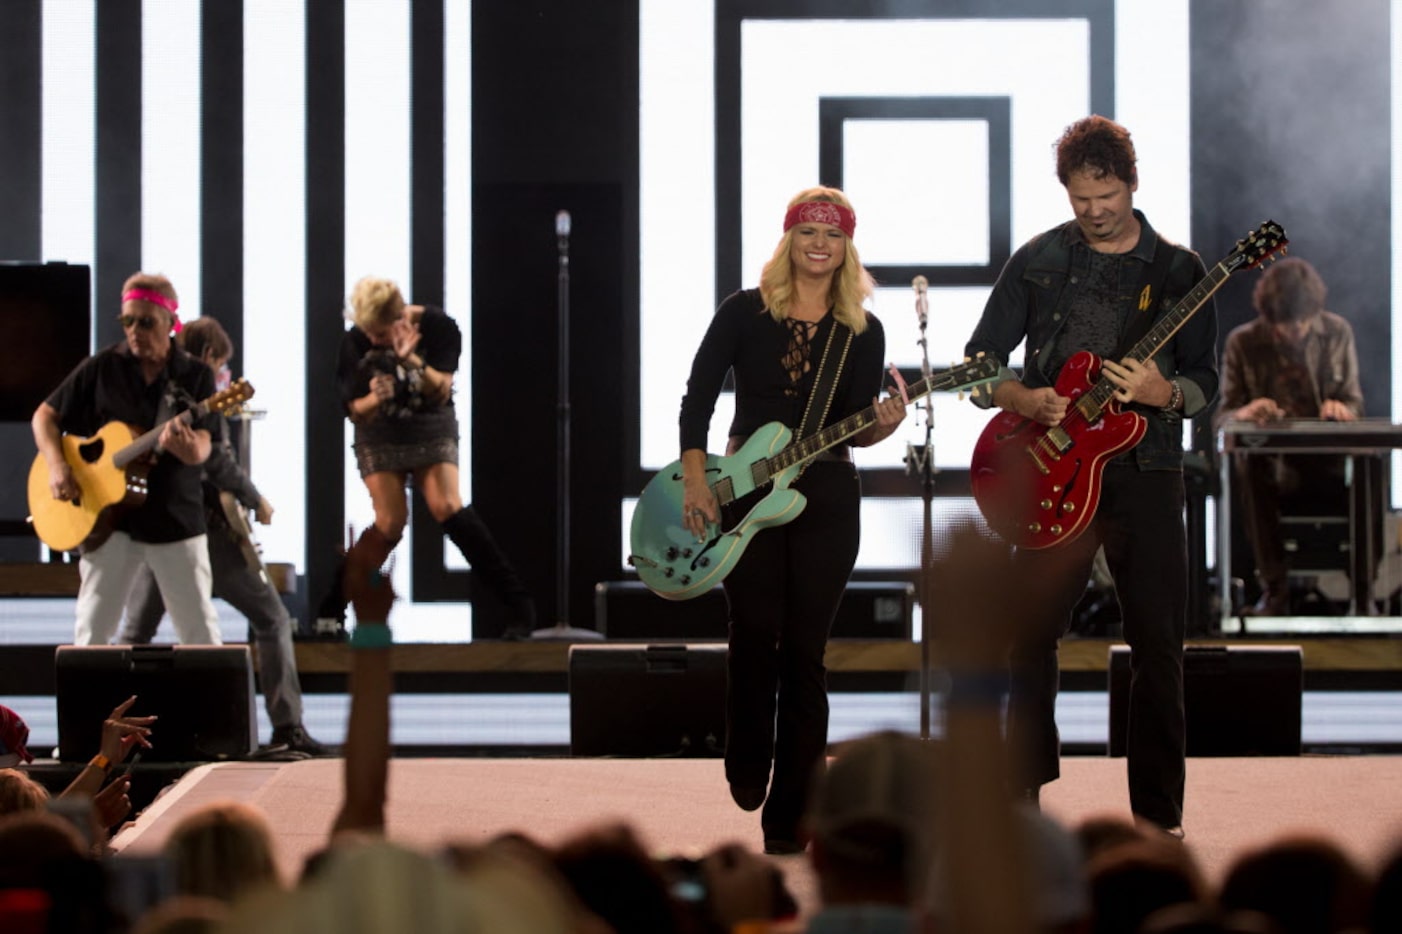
[114,407,201,470]
[110,379,254,470]
[1081,263,1231,416]
[1077,223,1284,421]
[762,363,986,479]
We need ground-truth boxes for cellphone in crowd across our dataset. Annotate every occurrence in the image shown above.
[108,751,142,784]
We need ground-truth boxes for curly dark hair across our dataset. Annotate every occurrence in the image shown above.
[1252,257,1326,324]
[1055,115,1137,186]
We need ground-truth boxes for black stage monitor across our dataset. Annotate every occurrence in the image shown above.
[56,645,258,763]
[0,262,91,421]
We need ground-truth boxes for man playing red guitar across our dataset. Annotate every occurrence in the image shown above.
[32,272,224,647]
[963,116,1220,838]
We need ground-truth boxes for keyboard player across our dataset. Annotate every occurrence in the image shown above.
[1216,257,1364,616]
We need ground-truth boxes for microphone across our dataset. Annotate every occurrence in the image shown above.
[912,275,929,329]
[556,210,571,260]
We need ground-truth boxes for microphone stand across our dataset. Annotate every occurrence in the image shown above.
[905,280,938,738]
[533,210,602,641]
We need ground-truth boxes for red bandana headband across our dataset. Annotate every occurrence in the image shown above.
[122,288,182,333]
[783,200,856,238]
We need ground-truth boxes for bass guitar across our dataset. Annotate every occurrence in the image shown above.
[970,220,1288,550]
[217,490,267,578]
[629,355,999,599]
[27,380,255,552]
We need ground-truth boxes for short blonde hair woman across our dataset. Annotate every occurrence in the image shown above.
[316,277,537,640]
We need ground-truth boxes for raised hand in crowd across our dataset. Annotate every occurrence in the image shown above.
[331,530,396,838]
[59,695,155,816]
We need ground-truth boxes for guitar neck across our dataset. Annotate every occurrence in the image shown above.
[1084,261,1233,411]
[767,367,962,472]
[113,405,203,470]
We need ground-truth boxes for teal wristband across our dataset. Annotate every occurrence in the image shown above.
[349,623,393,649]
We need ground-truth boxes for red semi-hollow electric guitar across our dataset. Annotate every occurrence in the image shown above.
[971,221,1288,550]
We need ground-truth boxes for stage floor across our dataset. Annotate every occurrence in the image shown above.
[110,755,1402,922]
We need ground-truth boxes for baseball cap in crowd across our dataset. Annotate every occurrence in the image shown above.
[0,706,33,767]
[804,730,940,893]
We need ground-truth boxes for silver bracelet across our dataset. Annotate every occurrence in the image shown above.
[1161,379,1183,413]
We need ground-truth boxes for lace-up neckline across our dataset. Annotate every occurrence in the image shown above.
[782,318,820,398]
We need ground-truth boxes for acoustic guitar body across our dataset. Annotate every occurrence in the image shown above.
[28,422,149,552]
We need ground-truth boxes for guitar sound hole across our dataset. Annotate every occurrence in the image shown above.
[77,439,105,464]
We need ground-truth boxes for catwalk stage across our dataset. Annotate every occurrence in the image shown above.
[109,755,1402,919]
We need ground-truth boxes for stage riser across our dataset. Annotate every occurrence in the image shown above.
[593,580,916,640]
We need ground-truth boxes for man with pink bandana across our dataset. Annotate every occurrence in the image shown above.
[33,272,223,647]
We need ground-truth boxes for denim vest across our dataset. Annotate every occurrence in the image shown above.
[967,211,1220,471]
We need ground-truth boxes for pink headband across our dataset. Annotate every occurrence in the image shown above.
[783,200,856,238]
[122,288,182,333]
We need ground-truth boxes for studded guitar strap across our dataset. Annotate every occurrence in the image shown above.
[792,319,854,478]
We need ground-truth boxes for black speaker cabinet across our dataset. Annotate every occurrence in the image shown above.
[1108,644,1302,757]
[593,579,915,640]
[569,643,727,757]
[55,645,258,763]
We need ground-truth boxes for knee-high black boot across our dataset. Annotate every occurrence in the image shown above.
[442,505,537,638]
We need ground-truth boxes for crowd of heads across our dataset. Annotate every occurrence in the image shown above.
[2,661,1402,932]
[802,729,1402,934]
[14,731,1386,934]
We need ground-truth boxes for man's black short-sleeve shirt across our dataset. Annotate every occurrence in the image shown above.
[46,342,216,543]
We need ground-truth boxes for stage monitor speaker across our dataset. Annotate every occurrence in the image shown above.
[569,643,726,757]
[56,645,258,763]
[593,579,914,640]
[1108,644,1302,757]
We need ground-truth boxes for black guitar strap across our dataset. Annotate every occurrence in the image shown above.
[795,319,854,444]
[1111,232,1175,361]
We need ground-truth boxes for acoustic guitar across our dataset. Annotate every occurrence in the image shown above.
[970,221,1287,549]
[27,380,255,552]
